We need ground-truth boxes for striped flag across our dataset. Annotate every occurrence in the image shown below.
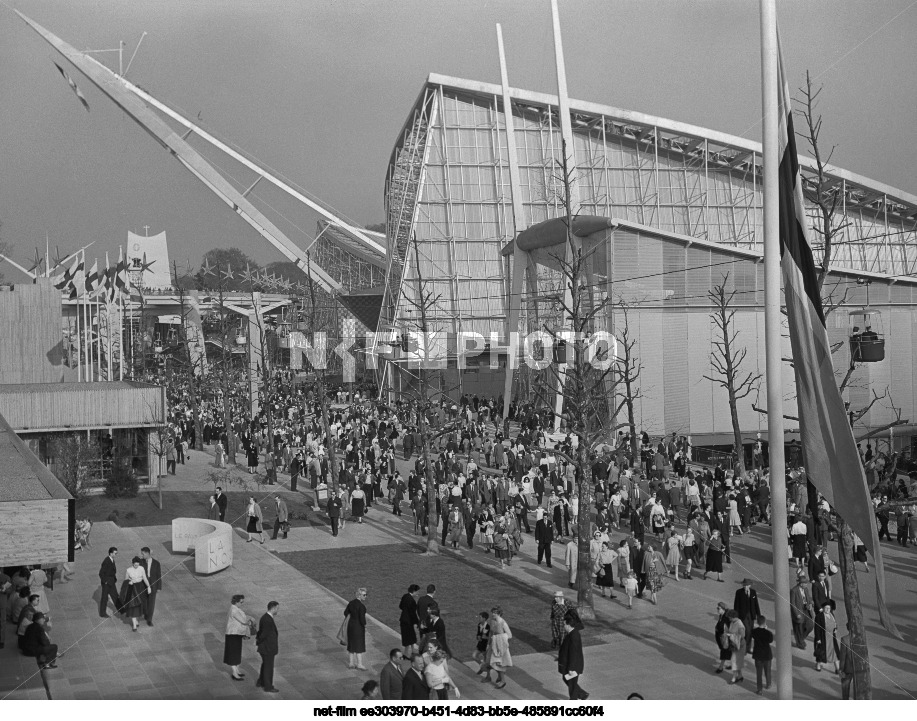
[68,256,86,300]
[777,37,899,637]
[53,62,90,112]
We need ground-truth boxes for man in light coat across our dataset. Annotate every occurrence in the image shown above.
[564,534,578,589]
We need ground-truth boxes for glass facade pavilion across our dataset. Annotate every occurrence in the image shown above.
[380,74,917,443]
[383,73,917,341]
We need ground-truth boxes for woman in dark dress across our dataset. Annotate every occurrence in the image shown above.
[345,587,368,670]
[246,444,259,474]
[399,584,421,656]
[714,601,732,673]
[703,529,725,582]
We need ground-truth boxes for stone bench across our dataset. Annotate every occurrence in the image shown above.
[171,518,233,574]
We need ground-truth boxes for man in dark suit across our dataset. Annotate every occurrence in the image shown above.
[215,487,228,522]
[379,648,405,700]
[416,584,437,633]
[328,492,343,536]
[401,654,430,700]
[23,612,58,669]
[140,547,162,627]
[98,547,120,617]
[558,611,589,700]
[535,508,555,567]
[256,601,280,693]
[733,578,761,646]
[811,571,831,611]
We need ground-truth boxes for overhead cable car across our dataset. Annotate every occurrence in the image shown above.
[849,307,885,363]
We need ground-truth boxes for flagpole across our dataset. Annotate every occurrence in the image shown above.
[119,246,125,381]
[75,298,82,383]
[761,0,792,699]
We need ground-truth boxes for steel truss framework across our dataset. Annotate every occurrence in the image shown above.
[383,75,917,349]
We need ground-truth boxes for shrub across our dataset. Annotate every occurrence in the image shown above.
[104,467,139,499]
[125,511,137,521]
[107,511,120,523]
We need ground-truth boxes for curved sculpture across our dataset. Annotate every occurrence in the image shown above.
[171,518,233,574]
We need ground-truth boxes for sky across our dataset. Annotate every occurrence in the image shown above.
[1,0,915,281]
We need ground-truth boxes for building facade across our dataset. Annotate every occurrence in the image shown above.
[381,75,917,446]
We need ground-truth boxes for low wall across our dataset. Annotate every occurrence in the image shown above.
[171,517,233,574]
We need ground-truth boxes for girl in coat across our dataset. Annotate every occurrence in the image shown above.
[245,497,264,543]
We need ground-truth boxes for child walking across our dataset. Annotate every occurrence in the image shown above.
[623,571,639,609]
[473,611,490,674]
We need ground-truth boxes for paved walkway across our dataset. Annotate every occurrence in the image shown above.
[3,442,915,701]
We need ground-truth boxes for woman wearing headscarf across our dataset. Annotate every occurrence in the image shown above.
[344,588,368,670]
[245,497,264,543]
[224,594,256,681]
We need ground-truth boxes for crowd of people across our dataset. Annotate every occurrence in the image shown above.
[11,361,911,700]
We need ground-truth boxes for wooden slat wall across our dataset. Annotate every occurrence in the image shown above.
[0,499,70,566]
[0,385,164,430]
[0,282,64,384]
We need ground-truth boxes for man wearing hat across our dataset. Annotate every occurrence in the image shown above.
[22,611,58,669]
[535,508,554,567]
[733,578,761,647]
[790,572,815,649]
[813,598,839,673]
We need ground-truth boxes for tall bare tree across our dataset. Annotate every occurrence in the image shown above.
[530,141,626,619]
[794,73,908,698]
[703,274,761,479]
[613,299,644,470]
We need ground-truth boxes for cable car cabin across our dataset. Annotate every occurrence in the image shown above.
[849,308,885,363]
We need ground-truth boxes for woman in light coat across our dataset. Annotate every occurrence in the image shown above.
[28,566,50,615]
[483,606,512,689]
[245,497,264,543]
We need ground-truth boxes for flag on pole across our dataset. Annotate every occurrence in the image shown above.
[776,35,899,638]
[54,255,79,290]
[68,256,86,300]
[85,259,99,296]
[53,62,90,112]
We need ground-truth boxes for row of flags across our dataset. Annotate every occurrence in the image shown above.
[54,249,129,303]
